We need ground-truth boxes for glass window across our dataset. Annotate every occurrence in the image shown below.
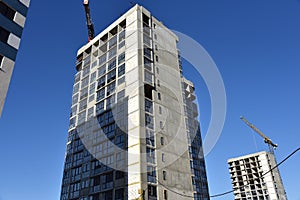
[144,70,153,84]
[144,47,152,59]
[0,2,16,21]
[117,90,125,100]
[147,165,156,183]
[161,137,164,145]
[107,69,116,83]
[148,185,157,197]
[115,188,124,200]
[143,34,151,46]
[146,147,155,164]
[146,129,155,147]
[109,35,117,48]
[90,71,97,83]
[81,180,89,189]
[163,171,167,180]
[145,99,153,114]
[118,64,125,76]
[118,76,125,85]
[108,47,117,59]
[98,65,106,77]
[96,88,105,101]
[99,53,107,65]
[91,60,98,68]
[74,72,81,83]
[96,101,104,114]
[97,76,106,89]
[164,190,168,200]
[80,87,88,100]
[87,107,94,118]
[118,52,125,64]
[160,121,163,129]
[143,24,151,36]
[81,77,89,89]
[116,171,125,179]
[97,110,114,126]
[70,182,81,192]
[82,66,90,77]
[144,57,152,71]
[88,94,94,102]
[106,82,116,96]
[78,111,86,124]
[106,94,115,108]
[143,13,150,25]
[102,187,113,198]
[69,117,76,128]
[101,172,114,183]
[89,82,96,95]
[71,105,77,117]
[83,56,91,66]
[145,114,154,129]
[115,134,125,147]
[119,40,125,49]
[119,30,125,42]
[103,123,116,139]
[79,99,87,111]
[0,27,9,43]
[73,83,80,94]
[108,58,116,71]
[158,93,161,100]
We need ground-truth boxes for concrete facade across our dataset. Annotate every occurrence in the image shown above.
[0,0,30,117]
[228,151,287,200]
[60,5,209,200]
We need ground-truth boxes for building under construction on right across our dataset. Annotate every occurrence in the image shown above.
[228,117,287,200]
[228,151,287,200]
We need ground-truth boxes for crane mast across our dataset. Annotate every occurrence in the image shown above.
[240,116,278,154]
[83,0,95,42]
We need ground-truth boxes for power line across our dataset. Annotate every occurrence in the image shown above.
[144,148,299,199]
[262,148,299,176]
[210,147,300,198]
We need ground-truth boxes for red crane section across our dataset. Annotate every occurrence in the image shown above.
[83,0,95,42]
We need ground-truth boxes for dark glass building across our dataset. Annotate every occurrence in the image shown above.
[0,0,30,116]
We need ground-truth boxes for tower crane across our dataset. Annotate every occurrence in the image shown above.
[83,0,95,42]
[240,116,278,154]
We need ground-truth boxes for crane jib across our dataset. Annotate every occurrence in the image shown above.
[83,1,95,41]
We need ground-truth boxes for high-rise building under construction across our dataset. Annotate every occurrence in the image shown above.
[228,151,287,200]
[60,5,210,200]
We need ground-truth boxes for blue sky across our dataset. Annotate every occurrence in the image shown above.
[0,0,300,199]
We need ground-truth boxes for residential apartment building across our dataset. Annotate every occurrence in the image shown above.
[60,5,209,200]
[0,0,30,116]
[228,151,287,200]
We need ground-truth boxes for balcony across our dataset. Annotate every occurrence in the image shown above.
[187,93,196,101]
